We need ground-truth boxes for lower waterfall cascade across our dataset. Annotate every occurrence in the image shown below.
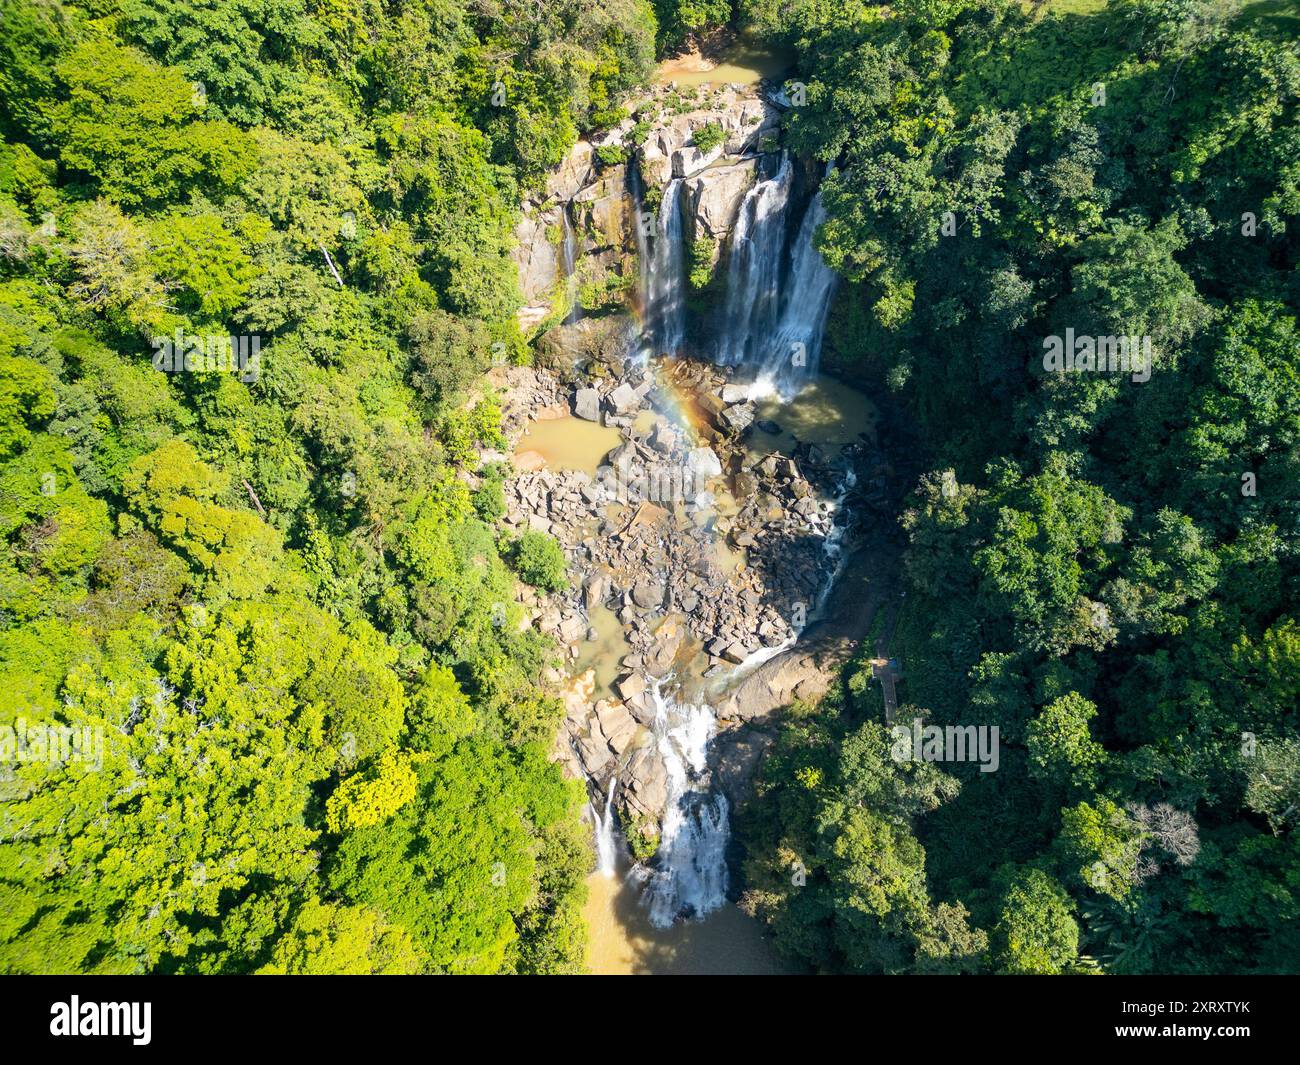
[591,775,619,878]
[634,681,730,927]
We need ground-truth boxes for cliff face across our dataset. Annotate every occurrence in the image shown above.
[511,81,786,338]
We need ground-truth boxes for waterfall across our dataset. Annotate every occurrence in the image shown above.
[709,159,838,395]
[590,775,618,877]
[641,178,687,358]
[561,204,581,325]
[638,680,730,927]
[761,190,838,392]
[632,154,835,383]
[715,155,793,368]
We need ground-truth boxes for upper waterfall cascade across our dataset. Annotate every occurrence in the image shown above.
[637,153,837,394]
[715,155,794,371]
[641,177,688,360]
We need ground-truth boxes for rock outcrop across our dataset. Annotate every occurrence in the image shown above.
[684,158,758,245]
[514,207,563,305]
[638,87,779,188]
[511,81,784,336]
[501,349,873,842]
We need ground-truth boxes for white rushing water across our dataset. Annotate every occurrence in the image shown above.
[715,154,793,368]
[642,178,688,358]
[713,158,837,394]
[765,190,837,390]
[638,681,730,927]
[591,775,619,877]
[632,152,836,387]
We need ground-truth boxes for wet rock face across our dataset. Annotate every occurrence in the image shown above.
[511,81,783,336]
[514,208,562,304]
[711,727,776,807]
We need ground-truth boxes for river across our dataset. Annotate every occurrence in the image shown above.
[514,36,876,975]
[525,367,873,975]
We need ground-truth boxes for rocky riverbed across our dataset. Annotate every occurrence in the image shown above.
[488,354,896,851]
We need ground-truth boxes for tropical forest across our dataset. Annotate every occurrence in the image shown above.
[0,0,1296,980]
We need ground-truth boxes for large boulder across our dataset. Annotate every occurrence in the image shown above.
[643,616,686,676]
[674,141,724,178]
[577,734,614,779]
[721,401,756,432]
[714,649,831,722]
[557,613,588,645]
[684,158,758,242]
[583,572,609,610]
[686,447,723,481]
[535,314,637,371]
[631,582,665,611]
[622,745,669,820]
[573,387,600,421]
[606,382,642,416]
[698,393,727,421]
[614,671,647,702]
[623,690,658,727]
[594,699,639,756]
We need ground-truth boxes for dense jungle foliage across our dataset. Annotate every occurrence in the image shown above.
[1,0,1295,978]
[0,0,662,974]
[734,0,1300,975]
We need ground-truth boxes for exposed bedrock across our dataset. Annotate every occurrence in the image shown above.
[510,81,787,337]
